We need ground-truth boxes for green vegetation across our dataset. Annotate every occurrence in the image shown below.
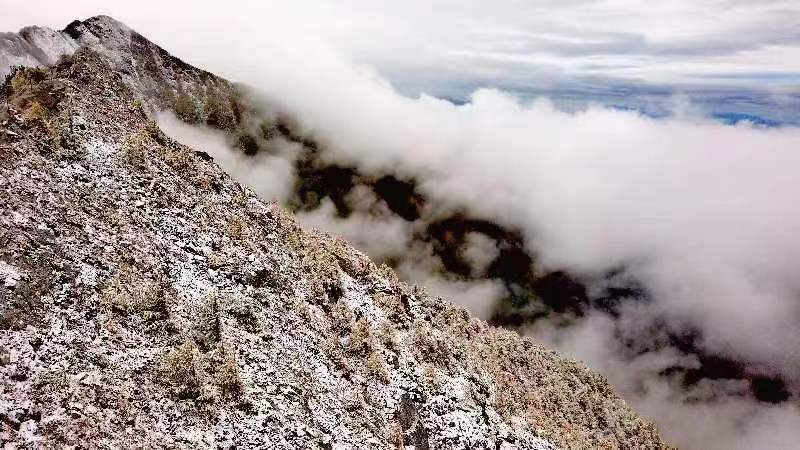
[204,88,236,131]
[174,89,199,122]
[10,66,47,92]
[23,100,49,121]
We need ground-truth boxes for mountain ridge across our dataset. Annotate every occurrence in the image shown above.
[0,17,670,449]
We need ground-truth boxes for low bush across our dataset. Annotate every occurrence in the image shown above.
[162,341,202,399]
[174,89,199,123]
[204,89,236,131]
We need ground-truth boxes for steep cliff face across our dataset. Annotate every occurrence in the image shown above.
[0,19,669,450]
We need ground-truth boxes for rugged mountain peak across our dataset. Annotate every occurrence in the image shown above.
[1,15,226,113]
[0,18,670,449]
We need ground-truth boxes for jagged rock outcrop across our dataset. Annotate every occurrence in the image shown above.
[0,17,670,449]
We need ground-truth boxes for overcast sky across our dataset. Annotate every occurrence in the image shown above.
[3,0,800,106]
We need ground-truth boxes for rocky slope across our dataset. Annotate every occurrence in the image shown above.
[0,17,669,449]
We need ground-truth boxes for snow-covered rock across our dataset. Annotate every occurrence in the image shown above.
[0,18,669,449]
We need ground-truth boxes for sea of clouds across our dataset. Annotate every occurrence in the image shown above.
[159,40,800,448]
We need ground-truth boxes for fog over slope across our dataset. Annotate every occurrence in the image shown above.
[157,31,800,448]
[3,2,800,446]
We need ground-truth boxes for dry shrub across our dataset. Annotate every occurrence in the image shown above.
[367,351,390,383]
[226,216,250,240]
[100,265,170,322]
[162,341,203,399]
[412,326,450,368]
[162,340,243,402]
[10,66,47,92]
[23,100,49,121]
[347,317,372,355]
[164,147,197,175]
[216,351,243,397]
[323,335,350,374]
[194,293,222,351]
[122,128,151,168]
[174,89,199,123]
[204,88,236,131]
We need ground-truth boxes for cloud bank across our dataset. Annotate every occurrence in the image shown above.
[258,49,800,369]
[157,30,800,447]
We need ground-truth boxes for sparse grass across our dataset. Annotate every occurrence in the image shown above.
[207,251,227,269]
[376,263,399,283]
[122,128,150,168]
[100,265,170,322]
[373,291,408,324]
[216,351,243,397]
[388,422,405,448]
[23,100,49,121]
[102,208,126,230]
[367,351,390,383]
[162,341,202,399]
[323,335,350,374]
[226,216,249,240]
[330,302,355,331]
[0,348,10,366]
[36,369,69,391]
[422,364,439,389]
[231,190,249,207]
[376,322,400,352]
[459,325,670,449]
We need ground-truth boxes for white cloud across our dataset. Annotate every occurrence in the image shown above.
[530,310,800,450]
[394,243,507,320]
[296,197,416,262]
[462,232,500,277]
[156,112,297,203]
